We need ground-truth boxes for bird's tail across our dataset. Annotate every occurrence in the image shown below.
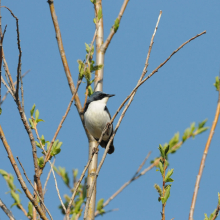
[100,140,114,154]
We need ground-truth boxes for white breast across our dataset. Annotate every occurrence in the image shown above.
[84,101,112,141]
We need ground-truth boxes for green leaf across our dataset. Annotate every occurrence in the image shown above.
[190,122,196,135]
[63,172,70,187]
[36,119,45,123]
[154,184,162,197]
[165,169,174,182]
[96,198,104,211]
[35,109,39,122]
[165,177,174,182]
[74,198,84,214]
[88,85,93,96]
[198,119,208,129]
[158,144,165,158]
[97,8,102,20]
[37,157,44,168]
[71,213,77,220]
[30,104,36,116]
[197,127,209,135]
[113,18,120,32]
[158,161,164,176]
[29,118,34,129]
[164,145,170,156]
[168,132,179,149]
[214,76,219,91]
[35,141,41,148]
[93,18,97,24]
[0,169,8,177]
[204,213,209,220]
[90,0,96,3]
[0,108,2,115]
[85,43,90,53]
[161,185,171,204]
[182,128,191,142]
[53,166,59,174]
[74,169,78,179]
[28,202,33,218]
[10,190,20,204]
[91,64,104,72]
[218,192,220,205]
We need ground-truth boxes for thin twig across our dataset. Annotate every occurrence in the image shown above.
[100,0,130,53]
[1,70,30,105]
[1,76,15,100]
[43,158,56,195]
[2,6,22,101]
[84,30,206,219]
[2,48,15,92]
[34,125,66,213]
[17,157,53,220]
[17,204,30,219]
[0,198,15,220]
[189,77,220,220]
[211,202,220,220]
[95,152,151,216]
[0,125,48,220]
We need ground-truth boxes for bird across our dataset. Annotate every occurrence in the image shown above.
[84,91,115,154]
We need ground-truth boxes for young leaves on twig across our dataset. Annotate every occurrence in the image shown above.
[155,145,174,219]
[113,18,120,32]
[77,43,103,96]
[55,166,87,219]
[96,198,105,215]
[214,76,219,91]
[0,169,21,208]
[29,104,44,129]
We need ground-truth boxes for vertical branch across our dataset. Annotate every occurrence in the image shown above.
[85,1,104,220]
[189,80,220,220]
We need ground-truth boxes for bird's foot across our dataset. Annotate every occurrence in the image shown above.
[106,122,111,135]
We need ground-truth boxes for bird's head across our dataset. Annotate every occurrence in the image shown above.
[88,91,115,105]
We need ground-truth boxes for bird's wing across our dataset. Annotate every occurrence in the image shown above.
[104,106,111,119]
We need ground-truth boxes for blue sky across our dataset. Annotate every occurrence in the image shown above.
[1,1,220,220]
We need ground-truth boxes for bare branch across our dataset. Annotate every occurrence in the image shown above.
[95,152,151,216]
[0,198,15,220]
[2,48,15,92]
[1,76,15,100]
[1,70,30,105]
[0,125,48,220]
[189,78,220,220]
[17,204,31,219]
[100,0,130,53]
[43,158,56,195]
[17,157,53,220]
[2,6,22,101]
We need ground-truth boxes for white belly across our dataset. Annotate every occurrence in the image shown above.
[84,102,112,141]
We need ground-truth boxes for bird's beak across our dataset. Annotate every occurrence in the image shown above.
[107,94,115,98]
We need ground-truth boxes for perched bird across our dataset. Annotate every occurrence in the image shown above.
[84,91,115,154]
